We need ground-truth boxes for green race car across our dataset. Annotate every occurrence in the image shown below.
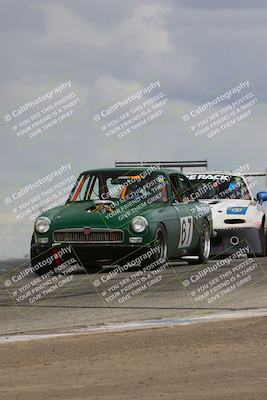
[31,166,212,274]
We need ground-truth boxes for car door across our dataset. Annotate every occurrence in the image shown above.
[144,173,182,258]
[170,173,200,253]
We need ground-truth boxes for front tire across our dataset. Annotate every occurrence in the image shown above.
[30,234,55,276]
[141,225,168,269]
[188,220,211,265]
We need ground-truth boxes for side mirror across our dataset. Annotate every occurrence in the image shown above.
[257,192,267,204]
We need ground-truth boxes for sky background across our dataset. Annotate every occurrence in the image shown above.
[1,0,267,257]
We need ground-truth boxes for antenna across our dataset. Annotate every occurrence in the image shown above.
[140,131,143,166]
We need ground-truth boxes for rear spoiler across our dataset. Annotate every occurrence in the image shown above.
[115,159,208,172]
[243,171,267,186]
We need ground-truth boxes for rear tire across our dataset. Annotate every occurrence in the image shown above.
[188,220,211,265]
[247,223,267,258]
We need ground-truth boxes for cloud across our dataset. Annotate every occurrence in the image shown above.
[35,3,111,48]
[173,0,267,9]
[117,4,172,56]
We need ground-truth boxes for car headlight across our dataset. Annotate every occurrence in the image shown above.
[35,217,51,233]
[131,216,148,233]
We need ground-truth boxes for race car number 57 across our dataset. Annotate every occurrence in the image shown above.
[179,216,193,248]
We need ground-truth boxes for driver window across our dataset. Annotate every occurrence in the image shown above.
[177,175,195,202]
[169,174,183,202]
[105,177,122,199]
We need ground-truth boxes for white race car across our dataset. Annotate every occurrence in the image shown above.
[186,172,267,257]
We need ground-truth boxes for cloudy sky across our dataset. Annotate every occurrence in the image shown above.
[0,0,267,256]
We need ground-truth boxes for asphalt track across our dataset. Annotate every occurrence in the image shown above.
[0,255,266,336]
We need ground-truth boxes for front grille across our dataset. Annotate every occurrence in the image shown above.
[53,229,124,243]
[224,219,245,224]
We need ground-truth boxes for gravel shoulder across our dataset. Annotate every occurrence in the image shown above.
[0,317,266,400]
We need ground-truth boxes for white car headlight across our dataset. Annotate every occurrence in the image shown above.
[35,217,51,233]
[131,216,148,233]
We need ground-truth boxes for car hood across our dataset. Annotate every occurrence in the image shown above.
[47,201,117,229]
[46,201,143,230]
[199,199,252,211]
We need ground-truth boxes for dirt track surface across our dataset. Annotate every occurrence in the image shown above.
[0,317,266,400]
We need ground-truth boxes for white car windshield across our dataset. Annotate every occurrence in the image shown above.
[188,175,252,200]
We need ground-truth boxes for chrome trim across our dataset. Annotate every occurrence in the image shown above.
[35,216,51,233]
[94,200,115,207]
[53,228,124,243]
[215,227,254,231]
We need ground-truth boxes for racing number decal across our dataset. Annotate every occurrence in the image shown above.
[179,216,193,248]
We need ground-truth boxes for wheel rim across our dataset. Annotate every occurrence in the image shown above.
[156,230,167,260]
[202,227,210,259]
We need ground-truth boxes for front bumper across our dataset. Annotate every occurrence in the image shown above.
[31,242,150,267]
[211,227,263,256]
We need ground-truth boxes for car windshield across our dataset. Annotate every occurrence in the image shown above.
[67,171,168,203]
[187,175,251,200]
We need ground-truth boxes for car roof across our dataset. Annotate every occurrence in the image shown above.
[80,167,180,175]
